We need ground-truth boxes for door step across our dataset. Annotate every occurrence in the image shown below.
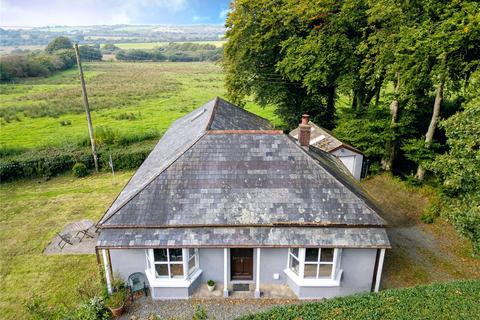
[232,283,250,291]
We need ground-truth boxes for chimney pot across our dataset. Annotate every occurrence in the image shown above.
[299,114,311,147]
[301,114,310,125]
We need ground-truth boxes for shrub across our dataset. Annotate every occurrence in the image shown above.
[104,290,126,309]
[72,162,88,177]
[207,280,215,286]
[25,294,109,320]
[192,305,208,320]
[420,212,434,224]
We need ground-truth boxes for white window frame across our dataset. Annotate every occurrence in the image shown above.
[303,248,336,279]
[288,248,301,276]
[144,248,202,287]
[285,248,343,287]
[152,248,184,279]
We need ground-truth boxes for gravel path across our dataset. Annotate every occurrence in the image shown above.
[120,297,305,320]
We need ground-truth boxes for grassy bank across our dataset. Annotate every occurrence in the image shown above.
[239,280,480,320]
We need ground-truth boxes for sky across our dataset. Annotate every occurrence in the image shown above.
[0,0,231,27]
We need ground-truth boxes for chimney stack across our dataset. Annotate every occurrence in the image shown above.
[298,114,311,148]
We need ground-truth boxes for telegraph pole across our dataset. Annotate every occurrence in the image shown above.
[74,43,99,172]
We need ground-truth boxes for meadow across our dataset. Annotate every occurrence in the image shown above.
[0,61,281,150]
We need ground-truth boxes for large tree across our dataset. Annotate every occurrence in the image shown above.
[413,0,480,180]
[45,36,73,53]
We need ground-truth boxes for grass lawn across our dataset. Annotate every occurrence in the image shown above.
[0,172,133,319]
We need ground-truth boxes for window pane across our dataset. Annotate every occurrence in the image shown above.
[189,248,195,257]
[154,249,167,262]
[318,264,333,278]
[305,248,319,262]
[155,264,168,277]
[169,248,183,262]
[188,257,196,273]
[304,264,317,278]
[320,248,334,262]
[290,248,299,258]
[170,264,184,277]
[289,256,299,275]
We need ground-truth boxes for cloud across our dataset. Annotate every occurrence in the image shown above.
[219,8,229,19]
[0,0,189,27]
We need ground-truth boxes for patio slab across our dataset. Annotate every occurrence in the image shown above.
[44,219,97,255]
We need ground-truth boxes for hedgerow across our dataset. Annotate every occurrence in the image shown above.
[0,140,156,182]
[239,280,480,320]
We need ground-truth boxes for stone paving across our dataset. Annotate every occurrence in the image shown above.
[44,219,97,255]
[120,284,303,320]
[119,296,306,320]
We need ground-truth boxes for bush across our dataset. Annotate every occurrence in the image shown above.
[25,294,109,320]
[104,290,126,309]
[192,305,208,320]
[72,163,88,177]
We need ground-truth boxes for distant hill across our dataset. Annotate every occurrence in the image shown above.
[0,24,225,47]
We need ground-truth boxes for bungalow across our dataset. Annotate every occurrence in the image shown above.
[289,122,364,180]
[96,97,390,300]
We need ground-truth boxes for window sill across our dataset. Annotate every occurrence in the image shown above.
[145,268,202,288]
[284,268,343,287]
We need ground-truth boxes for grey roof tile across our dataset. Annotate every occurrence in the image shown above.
[97,227,390,248]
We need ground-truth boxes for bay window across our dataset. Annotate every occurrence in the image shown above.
[146,248,199,280]
[286,248,342,285]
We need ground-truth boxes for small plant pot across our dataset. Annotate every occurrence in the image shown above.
[207,284,215,292]
[109,304,125,317]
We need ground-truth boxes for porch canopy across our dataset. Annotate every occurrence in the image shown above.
[97,226,390,249]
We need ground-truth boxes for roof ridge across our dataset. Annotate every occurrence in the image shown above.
[205,96,220,130]
[99,131,209,226]
[285,135,388,227]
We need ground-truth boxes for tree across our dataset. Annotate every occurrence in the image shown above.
[45,36,73,53]
[224,0,328,128]
[428,73,480,252]
[414,0,480,180]
[79,45,102,61]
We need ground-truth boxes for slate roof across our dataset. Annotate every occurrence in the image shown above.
[290,122,363,154]
[98,97,389,248]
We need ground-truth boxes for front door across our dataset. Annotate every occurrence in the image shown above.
[231,248,253,280]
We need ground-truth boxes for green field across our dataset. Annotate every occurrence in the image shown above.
[0,61,280,150]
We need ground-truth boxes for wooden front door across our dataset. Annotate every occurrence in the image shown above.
[231,248,253,280]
